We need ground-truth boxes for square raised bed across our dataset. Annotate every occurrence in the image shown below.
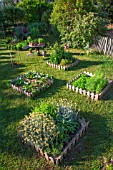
[19,117,89,165]
[67,71,113,101]
[18,100,89,165]
[11,71,53,97]
[34,118,89,165]
[46,58,79,70]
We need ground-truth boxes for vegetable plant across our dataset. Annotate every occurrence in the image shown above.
[72,71,108,94]
[11,71,53,97]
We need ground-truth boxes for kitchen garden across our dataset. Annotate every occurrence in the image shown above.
[0,0,113,169]
[11,71,53,97]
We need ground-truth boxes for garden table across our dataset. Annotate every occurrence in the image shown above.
[29,44,45,56]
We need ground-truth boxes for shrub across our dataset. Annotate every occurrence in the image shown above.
[50,42,73,65]
[16,42,23,51]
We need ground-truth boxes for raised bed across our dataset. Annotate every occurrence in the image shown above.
[26,118,89,165]
[67,71,113,101]
[46,58,79,70]
[11,71,53,97]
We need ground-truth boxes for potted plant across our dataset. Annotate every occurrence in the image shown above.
[27,36,33,46]
[38,38,45,45]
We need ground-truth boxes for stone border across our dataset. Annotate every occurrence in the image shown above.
[28,119,89,165]
[11,78,53,97]
[46,58,79,70]
[67,71,113,101]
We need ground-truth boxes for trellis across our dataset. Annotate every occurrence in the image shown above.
[95,36,113,56]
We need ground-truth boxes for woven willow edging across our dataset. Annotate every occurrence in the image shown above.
[28,118,89,165]
[11,79,53,97]
[67,71,113,101]
[46,58,79,70]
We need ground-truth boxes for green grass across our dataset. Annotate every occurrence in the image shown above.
[0,39,113,170]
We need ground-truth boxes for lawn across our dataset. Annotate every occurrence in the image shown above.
[0,39,113,170]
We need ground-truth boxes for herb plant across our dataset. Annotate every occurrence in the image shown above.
[18,100,79,156]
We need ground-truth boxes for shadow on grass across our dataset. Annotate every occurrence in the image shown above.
[0,102,34,158]
[0,61,25,82]
[102,84,113,101]
[0,52,16,55]
[0,56,12,60]
[0,48,7,51]
[61,111,112,168]
[69,60,104,71]
[71,52,85,56]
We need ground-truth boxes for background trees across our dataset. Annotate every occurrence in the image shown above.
[0,0,112,48]
[50,0,109,48]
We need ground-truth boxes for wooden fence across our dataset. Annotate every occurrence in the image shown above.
[94,36,113,56]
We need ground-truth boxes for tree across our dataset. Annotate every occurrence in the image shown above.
[50,0,108,48]
[17,0,50,23]
[3,6,25,25]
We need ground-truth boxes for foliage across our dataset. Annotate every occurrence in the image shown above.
[86,71,108,94]
[72,74,89,90]
[50,42,73,65]
[41,8,53,32]
[17,1,51,23]
[50,0,108,48]
[38,38,44,43]
[3,6,25,25]
[27,23,40,39]
[72,71,108,94]
[16,40,28,51]
[18,100,79,156]
[11,71,53,96]
[60,59,69,66]
[27,36,32,43]
[33,103,58,120]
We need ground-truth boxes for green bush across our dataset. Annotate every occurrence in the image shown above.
[50,42,73,65]
[16,42,23,51]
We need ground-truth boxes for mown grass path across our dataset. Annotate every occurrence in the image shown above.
[0,39,113,170]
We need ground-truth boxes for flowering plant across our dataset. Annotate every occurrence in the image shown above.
[18,100,79,156]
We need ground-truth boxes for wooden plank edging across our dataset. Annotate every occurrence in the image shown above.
[67,72,113,101]
[33,118,89,165]
[46,58,79,70]
[11,78,54,97]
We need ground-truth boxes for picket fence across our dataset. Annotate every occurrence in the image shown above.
[95,36,113,56]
